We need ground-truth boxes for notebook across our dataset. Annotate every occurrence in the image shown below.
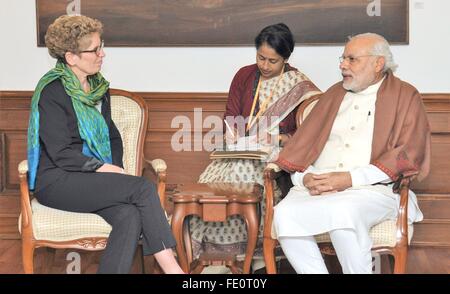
[210,136,272,160]
[209,149,269,160]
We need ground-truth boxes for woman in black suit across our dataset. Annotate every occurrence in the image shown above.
[27,15,184,274]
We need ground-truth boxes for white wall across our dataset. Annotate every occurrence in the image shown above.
[1,0,449,93]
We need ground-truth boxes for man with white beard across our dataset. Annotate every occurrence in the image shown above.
[272,33,431,274]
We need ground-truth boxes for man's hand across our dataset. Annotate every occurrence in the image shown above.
[96,163,125,174]
[303,172,352,196]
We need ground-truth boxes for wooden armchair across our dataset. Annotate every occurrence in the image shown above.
[18,89,168,274]
[263,96,414,274]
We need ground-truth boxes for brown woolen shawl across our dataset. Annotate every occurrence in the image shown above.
[274,71,431,187]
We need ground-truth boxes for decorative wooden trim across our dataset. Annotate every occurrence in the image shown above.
[421,93,450,113]
[137,92,228,100]
[412,222,450,244]
[1,90,447,103]
[417,193,450,200]
[411,242,450,248]
[0,132,4,193]
[0,91,33,98]
[420,219,450,224]
[1,91,449,253]
[34,238,109,250]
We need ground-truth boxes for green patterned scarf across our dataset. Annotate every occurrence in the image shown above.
[27,61,111,190]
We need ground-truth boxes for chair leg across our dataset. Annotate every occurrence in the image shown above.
[393,247,408,274]
[182,219,193,267]
[263,238,277,274]
[22,239,35,274]
[171,210,190,273]
[152,263,164,274]
[242,207,259,274]
[385,254,395,274]
[189,260,204,274]
[144,255,163,274]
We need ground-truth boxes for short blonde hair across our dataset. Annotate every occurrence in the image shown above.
[45,15,103,61]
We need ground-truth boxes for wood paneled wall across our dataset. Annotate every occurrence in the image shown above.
[0,91,449,247]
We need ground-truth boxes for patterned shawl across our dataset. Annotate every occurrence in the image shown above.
[250,70,321,134]
[27,61,111,190]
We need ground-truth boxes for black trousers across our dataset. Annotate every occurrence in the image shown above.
[35,172,176,274]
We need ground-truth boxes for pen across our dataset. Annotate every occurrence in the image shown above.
[224,119,235,138]
[367,111,371,122]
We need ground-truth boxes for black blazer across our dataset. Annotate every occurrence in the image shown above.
[35,79,123,192]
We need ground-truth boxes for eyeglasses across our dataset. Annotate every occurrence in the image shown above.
[339,55,379,64]
[79,40,104,55]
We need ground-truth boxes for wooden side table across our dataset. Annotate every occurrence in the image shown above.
[169,182,262,274]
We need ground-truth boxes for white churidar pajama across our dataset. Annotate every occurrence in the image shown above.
[273,78,423,274]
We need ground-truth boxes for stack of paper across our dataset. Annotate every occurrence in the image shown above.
[209,149,269,160]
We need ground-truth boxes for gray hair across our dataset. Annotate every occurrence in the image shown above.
[348,33,398,72]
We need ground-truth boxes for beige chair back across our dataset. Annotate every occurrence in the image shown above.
[110,89,148,176]
[296,94,320,127]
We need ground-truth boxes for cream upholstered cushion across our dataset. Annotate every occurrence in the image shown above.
[27,198,111,242]
[110,95,142,176]
[314,220,414,247]
[17,161,112,241]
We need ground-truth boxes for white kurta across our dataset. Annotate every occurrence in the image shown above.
[273,78,423,253]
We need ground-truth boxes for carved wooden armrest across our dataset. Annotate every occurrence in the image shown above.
[143,158,167,209]
[143,158,167,177]
[395,172,417,246]
[264,163,282,180]
[18,160,29,174]
[150,158,167,173]
[17,160,33,231]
